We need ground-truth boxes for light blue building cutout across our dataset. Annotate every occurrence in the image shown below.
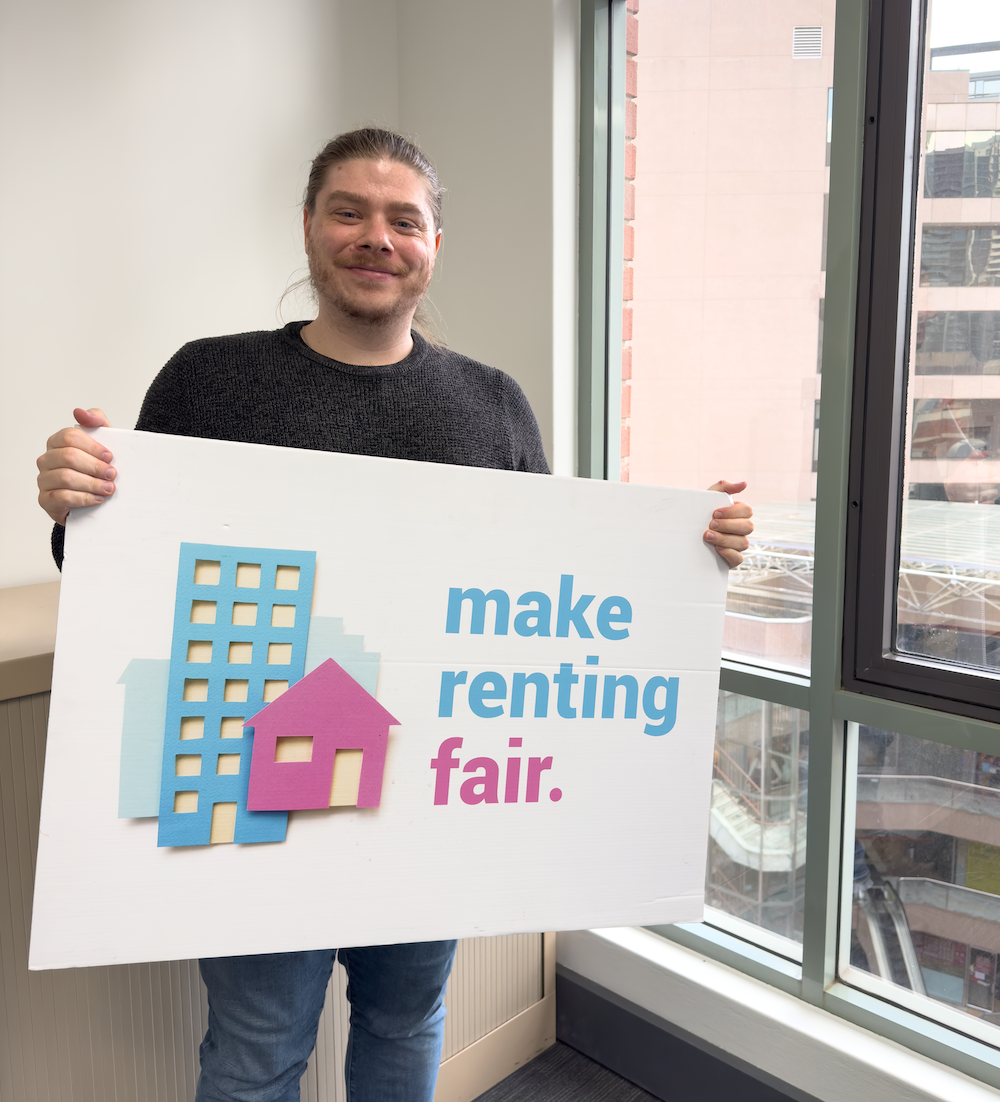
[157,543,316,847]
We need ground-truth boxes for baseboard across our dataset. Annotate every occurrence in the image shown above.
[556,968,814,1102]
[435,992,556,1102]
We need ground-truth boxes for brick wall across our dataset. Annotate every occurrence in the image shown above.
[622,0,638,480]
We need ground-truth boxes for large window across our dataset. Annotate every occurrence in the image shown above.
[619,0,834,959]
[580,0,1000,1088]
[847,0,1000,713]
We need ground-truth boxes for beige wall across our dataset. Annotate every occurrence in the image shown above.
[627,0,834,503]
[0,0,577,589]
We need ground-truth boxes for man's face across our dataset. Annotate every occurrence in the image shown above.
[304,158,441,328]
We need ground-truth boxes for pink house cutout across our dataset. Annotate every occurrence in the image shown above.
[245,659,399,812]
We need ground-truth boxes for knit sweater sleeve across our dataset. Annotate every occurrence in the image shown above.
[499,375,550,474]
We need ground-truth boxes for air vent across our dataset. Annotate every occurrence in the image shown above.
[793,26,823,59]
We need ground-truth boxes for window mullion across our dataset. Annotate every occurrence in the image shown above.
[802,0,871,1001]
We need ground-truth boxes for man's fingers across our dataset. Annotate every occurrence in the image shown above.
[37,487,112,526]
[37,445,117,482]
[707,479,748,495]
[703,528,750,568]
[710,517,754,537]
[704,530,750,551]
[36,436,117,525]
[713,501,753,519]
[43,425,114,464]
[74,407,112,429]
[37,464,117,496]
[714,546,745,568]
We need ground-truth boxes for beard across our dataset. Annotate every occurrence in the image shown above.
[306,239,432,329]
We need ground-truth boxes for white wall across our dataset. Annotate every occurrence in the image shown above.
[396,0,578,481]
[1,0,577,588]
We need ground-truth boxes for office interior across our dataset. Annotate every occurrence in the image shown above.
[5,0,1000,1098]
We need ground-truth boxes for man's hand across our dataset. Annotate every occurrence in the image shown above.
[36,408,115,525]
[704,479,753,568]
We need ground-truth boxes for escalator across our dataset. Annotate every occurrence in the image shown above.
[851,842,926,995]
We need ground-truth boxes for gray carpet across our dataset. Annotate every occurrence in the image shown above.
[473,1042,660,1102]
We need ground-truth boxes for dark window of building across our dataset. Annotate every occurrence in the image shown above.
[920,225,1000,287]
[924,131,1000,199]
[909,397,1000,460]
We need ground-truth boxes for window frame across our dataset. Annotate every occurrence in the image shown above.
[577,0,1000,1087]
[844,0,1000,721]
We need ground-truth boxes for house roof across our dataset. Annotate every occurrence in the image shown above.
[245,658,399,734]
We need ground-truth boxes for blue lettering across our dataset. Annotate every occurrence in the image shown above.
[511,672,550,717]
[556,575,594,638]
[438,671,468,717]
[468,672,507,718]
[601,675,638,719]
[553,662,579,718]
[642,676,678,735]
[596,596,632,640]
[446,588,510,635]
[514,591,552,637]
[582,655,599,718]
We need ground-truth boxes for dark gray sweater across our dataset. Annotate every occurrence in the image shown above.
[53,322,549,566]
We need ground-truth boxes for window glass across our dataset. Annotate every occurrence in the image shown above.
[847,726,1000,1036]
[625,1,836,674]
[707,692,808,946]
[897,0,1000,671]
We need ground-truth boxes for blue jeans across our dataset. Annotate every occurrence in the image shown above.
[195,940,458,1102]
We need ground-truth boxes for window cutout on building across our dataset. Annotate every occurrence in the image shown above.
[210,802,237,844]
[175,754,202,776]
[267,643,292,665]
[216,754,241,775]
[224,679,249,702]
[220,716,245,738]
[187,640,213,663]
[921,226,1000,287]
[173,790,198,813]
[183,679,209,702]
[232,602,258,626]
[194,560,221,585]
[275,565,300,590]
[228,641,253,664]
[925,131,1000,200]
[915,311,1000,375]
[180,716,205,740]
[263,680,289,702]
[330,749,364,806]
[275,736,313,763]
[271,604,296,628]
[190,600,217,624]
[235,562,261,588]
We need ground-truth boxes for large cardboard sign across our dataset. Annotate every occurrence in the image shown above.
[30,429,729,968]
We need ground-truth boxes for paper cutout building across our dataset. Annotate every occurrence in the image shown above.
[157,543,316,847]
[246,659,400,811]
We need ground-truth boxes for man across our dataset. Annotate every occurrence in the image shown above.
[36,129,753,1102]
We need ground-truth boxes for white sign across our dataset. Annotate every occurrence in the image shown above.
[30,428,729,968]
